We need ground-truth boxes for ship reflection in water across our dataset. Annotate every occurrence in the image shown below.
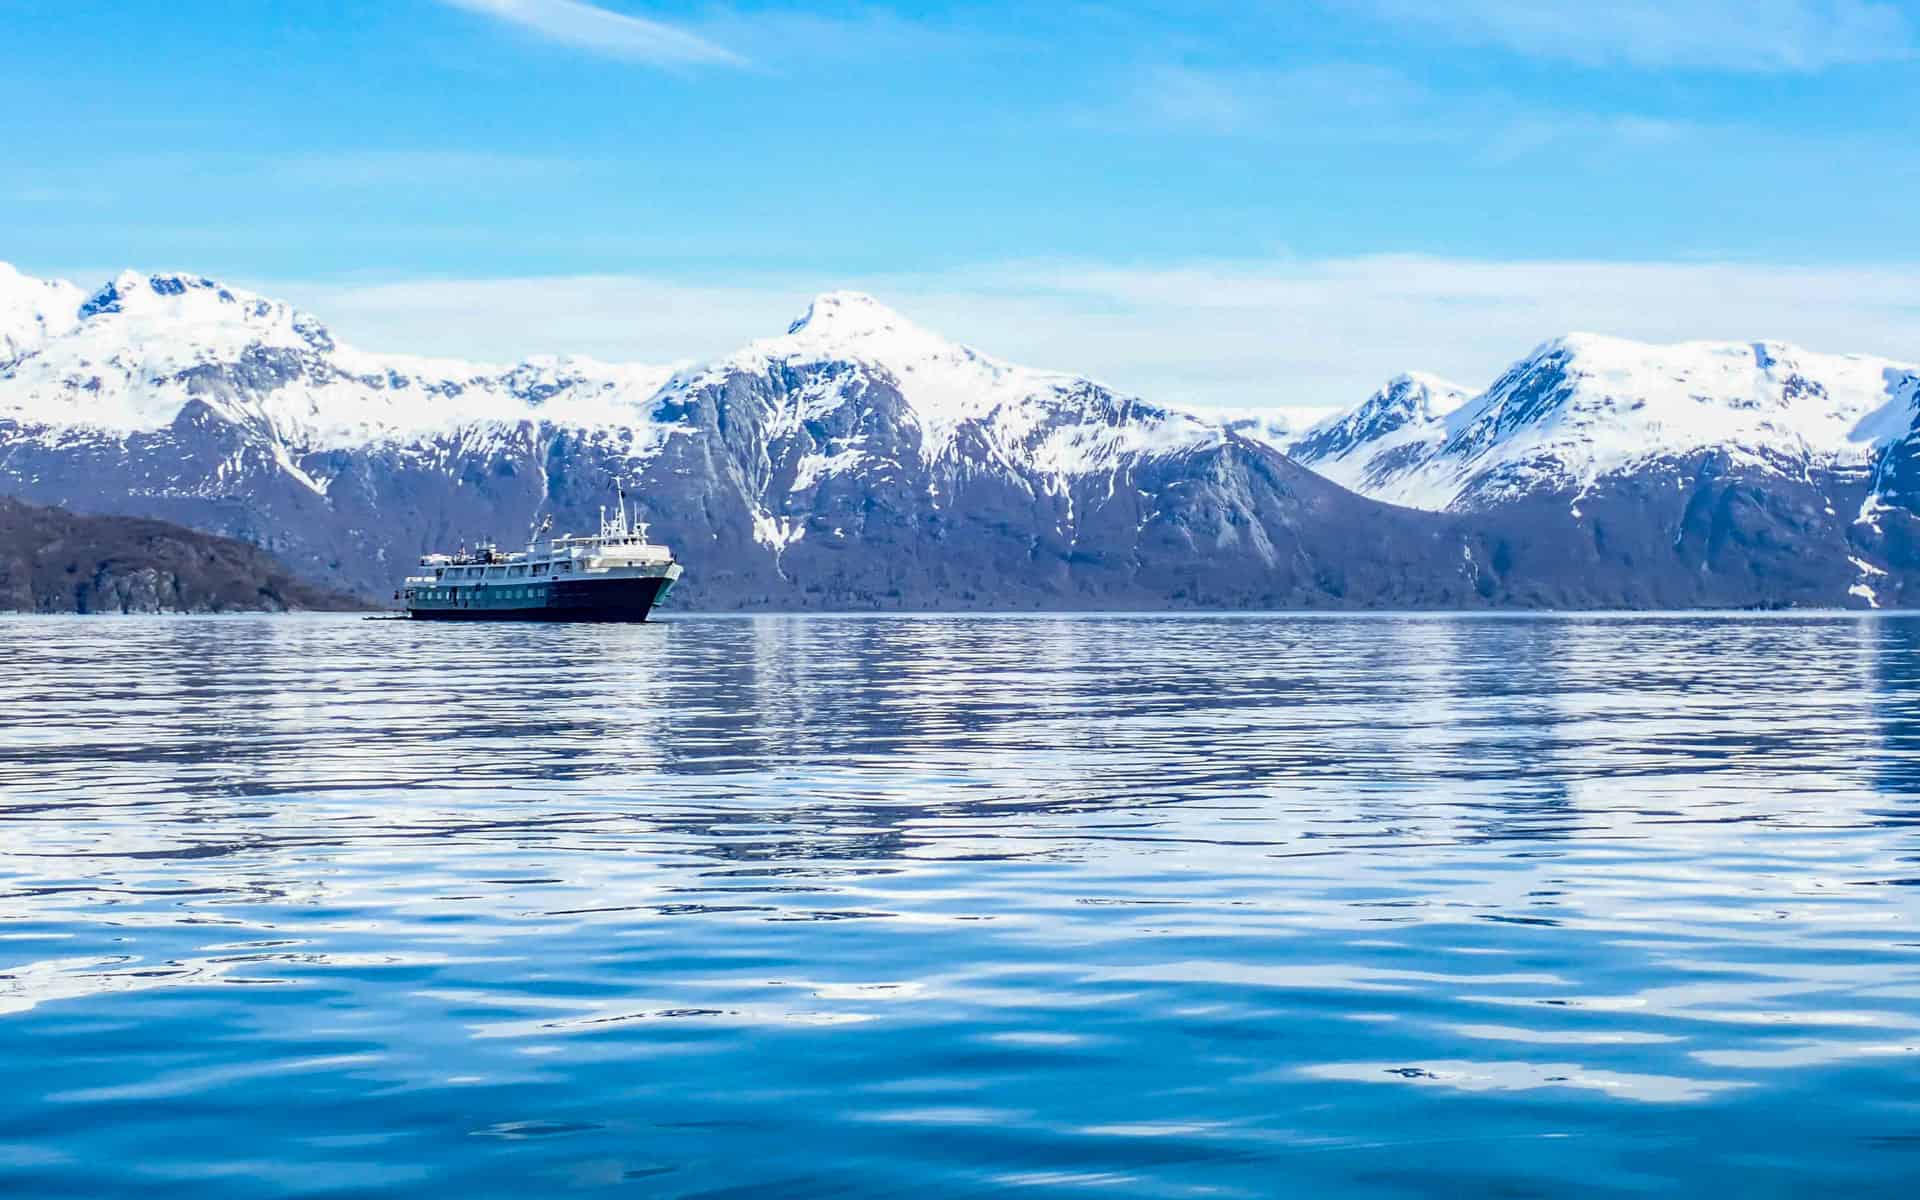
[2,613,1919,1197]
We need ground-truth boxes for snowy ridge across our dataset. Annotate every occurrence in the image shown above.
[0,262,84,367]
[1283,373,1473,499]
[1294,334,1920,512]
[0,266,678,450]
[678,290,1223,478]
[14,261,1920,536]
[1,272,1242,497]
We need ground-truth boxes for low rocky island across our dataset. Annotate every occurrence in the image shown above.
[0,496,363,613]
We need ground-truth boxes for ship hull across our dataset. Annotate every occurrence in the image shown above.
[406,576,674,623]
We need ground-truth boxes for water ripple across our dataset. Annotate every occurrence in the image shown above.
[2,612,1919,1196]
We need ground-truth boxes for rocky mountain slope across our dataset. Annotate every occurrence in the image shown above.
[4,261,1919,610]
[1279,335,1920,608]
[0,496,360,613]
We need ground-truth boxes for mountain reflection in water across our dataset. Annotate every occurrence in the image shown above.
[2,613,1919,1197]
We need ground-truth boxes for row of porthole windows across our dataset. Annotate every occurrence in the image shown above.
[416,587,548,602]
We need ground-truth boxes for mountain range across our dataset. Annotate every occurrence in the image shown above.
[2,261,1917,610]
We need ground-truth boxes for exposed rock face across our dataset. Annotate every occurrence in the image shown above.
[1277,335,1920,608]
[0,497,361,613]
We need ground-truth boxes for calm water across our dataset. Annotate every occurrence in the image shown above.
[3,613,1919,1198]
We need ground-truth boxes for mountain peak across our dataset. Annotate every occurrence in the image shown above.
[78,270,248,320]
[786,291,911,338]
[1374,372,1473,417]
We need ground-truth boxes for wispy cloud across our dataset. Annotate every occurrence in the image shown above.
[272,256,1920,412]
[1126,63,1422,136]
[1344,0,1915,71]
[1104,62,1701,165]
[437,0,745,68]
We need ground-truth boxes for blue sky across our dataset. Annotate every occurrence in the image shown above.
[4,0,1918,408]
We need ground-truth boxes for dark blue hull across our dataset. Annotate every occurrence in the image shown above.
[407,576,673,623]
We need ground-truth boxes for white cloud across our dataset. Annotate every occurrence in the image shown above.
[271,256,1920,414]
[437,0,745,67]
[1346,0,1915,71]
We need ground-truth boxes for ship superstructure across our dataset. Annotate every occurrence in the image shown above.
[400,490,682,621]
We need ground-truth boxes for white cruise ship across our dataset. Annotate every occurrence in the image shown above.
[399,490,682,621]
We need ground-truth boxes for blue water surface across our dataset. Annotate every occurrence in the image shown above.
[2,612,1918,1197]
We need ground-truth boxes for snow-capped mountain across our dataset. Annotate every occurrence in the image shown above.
[658,288,1228,556]
[1268,334,1920,608]
[0,263,1512,610]
[701,290,1223,473]
[7,260,1920,610]
[1288,334,1920,514]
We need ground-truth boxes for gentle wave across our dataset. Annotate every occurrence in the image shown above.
[2,613,1919,1196]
